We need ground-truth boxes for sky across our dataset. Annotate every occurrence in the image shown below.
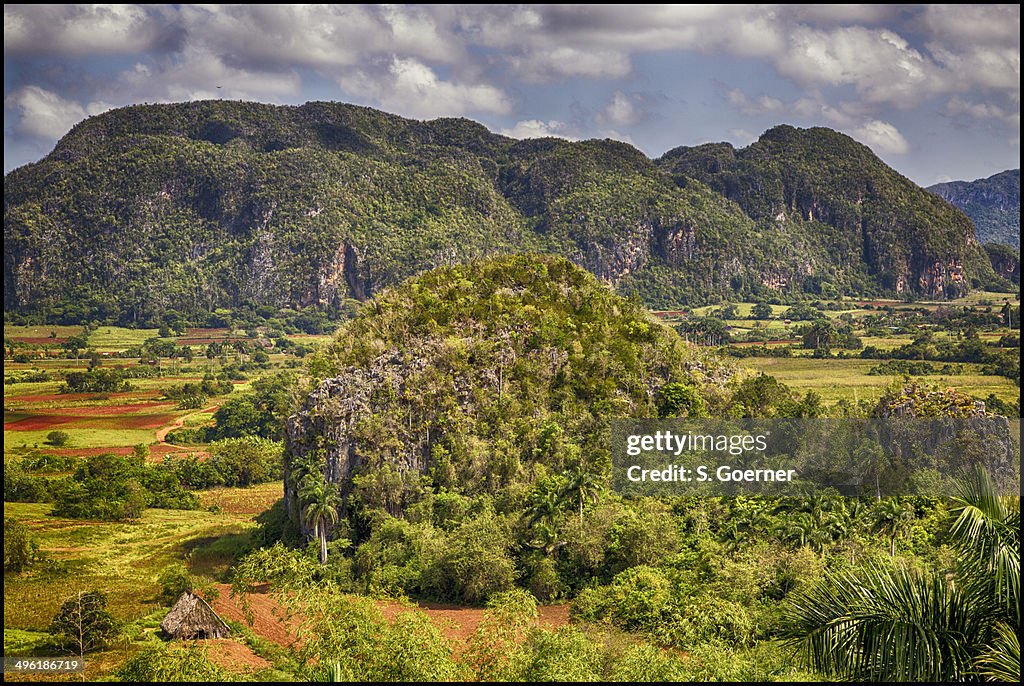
[3,4,1020,185]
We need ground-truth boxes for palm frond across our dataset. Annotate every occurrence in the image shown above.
[782,562,987,682]
[974,622,1020,683]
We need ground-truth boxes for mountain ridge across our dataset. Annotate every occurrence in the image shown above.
[3,101,1006,325]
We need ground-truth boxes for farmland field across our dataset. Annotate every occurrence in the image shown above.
[744,357,1020,405]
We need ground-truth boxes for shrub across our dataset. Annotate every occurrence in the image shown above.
[611,643,689,682]
[4,518,39,572]
[509,627,604,682]
[117,643,226,682]
[49,591,118,655]
[45,430,71,447]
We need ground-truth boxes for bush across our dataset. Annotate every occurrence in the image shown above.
[4,461,54,503]
[49,591,118,655]
[422,511,516,604]
[117,643,226,682]
[376,611,467,681]
[570,564,756,650]
[61,368,132,393]
[206,437,283,487]
[509,627,604,682]
[50,453,199,521]
[611,643,689,682]
[46,430,71,447]
[158,564,195,604]
[464,588,539,681]
[4,518,39,572]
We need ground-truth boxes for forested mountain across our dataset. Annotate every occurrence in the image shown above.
[929,169,1020,247]
[3,102,1004,325]
[659,125,998,299]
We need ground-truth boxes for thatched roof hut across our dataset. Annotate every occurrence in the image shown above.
[161,591,231,640]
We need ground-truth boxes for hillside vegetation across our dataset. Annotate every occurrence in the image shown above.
[4,102,1007,327]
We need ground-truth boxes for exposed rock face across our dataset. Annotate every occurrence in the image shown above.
[284,350,440,527]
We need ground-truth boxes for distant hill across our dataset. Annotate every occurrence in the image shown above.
[3,102,1003,325]
[658,125,997,299]
[929,169,1020,247]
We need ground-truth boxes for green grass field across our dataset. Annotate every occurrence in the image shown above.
[3,502,258,630]
[87,326,162,351]
[3,498,264,681]
[3,325,86,340]
[3,428,163,450]
[743,357,1019,406]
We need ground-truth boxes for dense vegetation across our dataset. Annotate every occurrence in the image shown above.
[2,251,1018,681]
[5,441,282,519]
[929,169,1020,247]
[4,101,1007,326]
[286,255,733,550]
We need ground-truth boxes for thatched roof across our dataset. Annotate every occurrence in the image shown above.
[161,591,231,640]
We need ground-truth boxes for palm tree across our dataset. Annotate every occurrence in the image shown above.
[782,464,1020,682]
[299,475,342,565]
[871,498,914,557]
[561,462,601,527]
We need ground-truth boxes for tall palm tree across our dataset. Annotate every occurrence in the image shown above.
[299,475,342,565]
[782,464,1020,682]
[561,462,601,527]
[871,497,914,557]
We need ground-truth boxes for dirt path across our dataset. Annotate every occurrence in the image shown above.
[154,405,218,443]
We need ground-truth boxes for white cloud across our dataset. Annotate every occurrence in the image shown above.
[597,129,637,146]
[921,5,1020,49]
[729,128,759,146]
[4,5,176,55]
[509,46,631,82]
[498,120,573,140]
[338,57,511,120]
[115,49,302,103]
[722,88,910,156]
[175,5,463,71]
[4,86,111,139]
[597,91,644,127]
[850,120,910,155]
[727,89,784,115]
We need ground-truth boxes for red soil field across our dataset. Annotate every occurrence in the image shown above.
[5,403,177,431]
[185,328,232,336]
[48,402,175,416]
[199,638,271,672]
[730,339,801,347]
[7,390,160,404]
[212,584,300,648]
[211,583,570,650]
[4,415,76,431]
